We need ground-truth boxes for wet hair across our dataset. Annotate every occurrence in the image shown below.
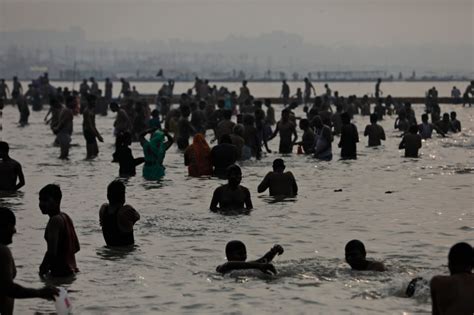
[107,180,126,204]
[409,124,418,134]
[370,113,378,124]
[0,207,15,227]
[39,184,62,202]
[421,113,429,122]
[442,113,450,120]
[345,240,366,255]
[341,112,351,124]
[272,158,285,170]
[225,240,246,260]
[450,111,456,118]
[0,141,9,153]
[226,164,242,177]
[217,100,225,109]
[448,242,473,268]
[219,134,232,144]
[223,109,232,120]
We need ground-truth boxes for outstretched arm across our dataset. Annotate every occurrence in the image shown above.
[254,245,284,263]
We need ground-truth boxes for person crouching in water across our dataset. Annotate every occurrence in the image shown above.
[216,240,284,275]
[99,180,140,247]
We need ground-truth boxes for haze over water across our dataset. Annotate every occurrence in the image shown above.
[1,82,473,314]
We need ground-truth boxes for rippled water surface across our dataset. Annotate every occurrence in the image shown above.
[1,82,473,314]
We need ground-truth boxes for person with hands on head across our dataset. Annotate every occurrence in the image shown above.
[139,127,174,180]
[0,207,59,315]
[216,240,284,275]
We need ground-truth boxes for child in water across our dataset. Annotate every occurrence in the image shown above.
[216,240,284,275]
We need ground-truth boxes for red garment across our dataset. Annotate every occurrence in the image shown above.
[184,134,212,177]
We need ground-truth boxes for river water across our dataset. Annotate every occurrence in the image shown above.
[1,81,473,314]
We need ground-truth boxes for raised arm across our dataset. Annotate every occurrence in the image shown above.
[254,245,284,263]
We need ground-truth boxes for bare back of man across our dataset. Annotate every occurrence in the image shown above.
[431,273,474,315]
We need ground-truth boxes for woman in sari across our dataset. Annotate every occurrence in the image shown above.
[184,134,212,177]
[139,128,173,180]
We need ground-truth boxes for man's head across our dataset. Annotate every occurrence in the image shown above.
[242,80,247,87]
[225,240,247,261]
[226,164,242,187]
[281,109,290,121]
[421,113,429,123]
[299,118,309,131]
[312,116,323,129]
[272,159,285,173]
[341,112,351,125]
[219,134,232,145]
[442,113,450,122]
[409,124,419,134]
[223,109,232,120]
[448,242,473,274]
[370,113,378,124]
[110,102,119,112]
[107,180,126,205]
[39,184,62,215]
[345,240,367,269]
[450,111,457,120]
[0,207,16,245]
[0,141,10,159]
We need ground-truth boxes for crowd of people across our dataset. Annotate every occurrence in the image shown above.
[0,75,473,314]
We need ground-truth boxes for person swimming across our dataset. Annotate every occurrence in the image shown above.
[344,240,386,272]
[430,242,474,315]
[216,240,284,275]
[257,159,298,197]
[210,165,253,213]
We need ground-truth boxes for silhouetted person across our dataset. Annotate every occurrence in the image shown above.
[54,99,74,160]
[0,207,59,315]
[399,125,422,158]
[345,240,386,272]
[339,113,358,159]
[375,78,382,99]
[113,132,144,177]
[364,113,386,147]
[450,111,461,133]
[269,109,297,154]
[104,78,113,102]
[99,181,140,247]
[210,165,253,212]
[430,242,473,315]
[0,142,25,191]
[304,77,316,105]
[216,240,283,274]
[297,119,315,154]
[38,184,80,278]
[211,135,238,178]
[281,80,290,106]
[418,113,445,139]
[258,159,298,197]
[82,95,104,159]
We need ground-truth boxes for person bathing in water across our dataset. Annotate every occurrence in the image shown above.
[210,165,253,213]
[258,158,298,197]
[216,240,284,275]
[345,240,386,272]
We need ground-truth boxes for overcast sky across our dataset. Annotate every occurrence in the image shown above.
[0,0,473,46]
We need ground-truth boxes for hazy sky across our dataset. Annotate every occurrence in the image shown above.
[0,0,473,46]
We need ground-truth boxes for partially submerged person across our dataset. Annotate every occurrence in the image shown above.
[418,113,445,139]
[210,165,253,213]
[345,239,386,272]
[99,181,140,247]
[184,133,212,177]
[339,113,359,159]
[258,159,298,197]
[436,113,452,135]
[0,142,25,191]
[39,184,80,278]
[211,134,238,178]
[364,113,386,147]
[82,95,104,159]
[430,242,474,315]
[113,132,145,177]
[269,108,297,154]
[399,125,422,158]
[297,119,315,154]
[216,240,283,275]
[53,98,74,160]
[0,207,59,315]
[449,111,461,133]
[140,128,173,180]
[313,116,333,161]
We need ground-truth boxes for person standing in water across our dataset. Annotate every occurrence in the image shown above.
[82,95,104,159]
[303,77,316,106]
[258,159,298,197]
[0,142,25,191]
[99,181,140,247]
[375,78,382,100]
[399,125,422,158]
[269,109,298,154]
[364,113,386,147]
[210,165,253,213]
[0,207,59,315]
[53,97,74,160]
[430,242,473,315]
[339,113,359,159]
[184,133,213,177]
[139,128,173,180]
[38,184,80,278]
[113,132,145,177]
[280,80,290,106]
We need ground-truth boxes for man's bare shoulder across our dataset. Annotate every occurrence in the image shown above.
[0,245,12,260]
